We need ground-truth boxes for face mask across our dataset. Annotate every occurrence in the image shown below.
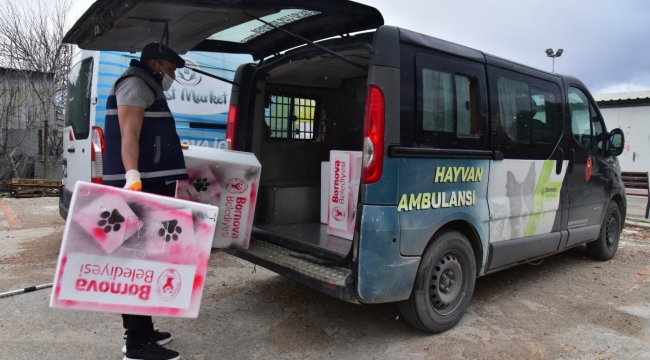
[157,63,174,91]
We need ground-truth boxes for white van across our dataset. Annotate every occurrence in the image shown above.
[59,48,251,218]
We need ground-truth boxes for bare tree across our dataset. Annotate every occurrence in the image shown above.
[0,0,72,179]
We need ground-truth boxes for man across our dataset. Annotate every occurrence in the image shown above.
[102,43,188,360]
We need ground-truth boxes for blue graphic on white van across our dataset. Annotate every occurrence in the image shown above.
[94,51,252,146]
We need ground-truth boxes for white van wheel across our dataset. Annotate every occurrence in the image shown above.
[586,202,621,260]
[398,230,476,333]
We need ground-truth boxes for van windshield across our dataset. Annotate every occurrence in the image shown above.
[65,57,93,140]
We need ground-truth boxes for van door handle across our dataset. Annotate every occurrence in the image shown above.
[556,148,564,174]
[568,148,575,174]
[67,147,75,153]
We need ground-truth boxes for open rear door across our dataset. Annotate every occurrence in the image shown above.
[64,0,383,60]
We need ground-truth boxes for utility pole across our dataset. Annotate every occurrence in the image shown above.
[545,48,564,73]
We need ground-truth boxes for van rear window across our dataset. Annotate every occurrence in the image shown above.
[65,57,93,140]
[265,94,317,140]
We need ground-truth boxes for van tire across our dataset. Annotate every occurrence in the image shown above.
[586,201,621,261]
[398,230,476,333]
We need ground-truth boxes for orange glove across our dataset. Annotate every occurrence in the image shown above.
[124,169,142,191]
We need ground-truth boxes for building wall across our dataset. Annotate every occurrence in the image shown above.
[0,69,57,179]
[600,105,650,173]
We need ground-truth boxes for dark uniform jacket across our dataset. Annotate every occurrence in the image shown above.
[102,60,187,187]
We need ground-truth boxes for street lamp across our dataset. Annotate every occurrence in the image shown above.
[545,48,563,73]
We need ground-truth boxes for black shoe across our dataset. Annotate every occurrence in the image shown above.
[151,329,172,346]
[123,341,180,360]
[123,329,172,353]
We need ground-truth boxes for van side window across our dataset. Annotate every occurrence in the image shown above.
[496,78,559,144]
[421,70,479,136]
[497,77,531,144]
[65,57,94,140]
[590,103,605,154]
[531,88,558,143]
[488,67,562,159]
[414,53,487,149]
[265,94,317,140]
[422,69,452,132]
[568,87,606,155]
[455,76,480,135]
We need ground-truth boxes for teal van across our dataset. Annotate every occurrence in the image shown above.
[64,0,626,332]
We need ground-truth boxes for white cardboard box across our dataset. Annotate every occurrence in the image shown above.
[176,146,261,249]
[327,151,362,240]
[50,182,218,318]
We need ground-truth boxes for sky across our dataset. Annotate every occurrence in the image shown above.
[69,0,650,95]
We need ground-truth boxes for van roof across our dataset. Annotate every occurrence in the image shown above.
[399,28,561,82]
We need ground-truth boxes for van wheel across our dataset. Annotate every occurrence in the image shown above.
[586,202,621,260]
[398,230,476,333]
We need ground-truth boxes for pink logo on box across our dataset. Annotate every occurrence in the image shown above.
[156,269,181,302]
[226,178,248,194]
[331,206,346,222]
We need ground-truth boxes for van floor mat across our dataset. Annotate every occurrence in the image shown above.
[241,239,351,286]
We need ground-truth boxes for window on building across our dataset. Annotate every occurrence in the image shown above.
[38,129,43,156]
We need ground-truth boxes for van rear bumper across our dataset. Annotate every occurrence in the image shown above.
[224,239,359,304]
[58,186,72,220]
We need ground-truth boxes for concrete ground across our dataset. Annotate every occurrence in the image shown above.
[0,196,649,359]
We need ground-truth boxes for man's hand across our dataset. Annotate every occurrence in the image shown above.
[124,169,142,191]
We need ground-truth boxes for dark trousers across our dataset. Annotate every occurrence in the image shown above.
[122,314,154,348]
[122,180,176,348]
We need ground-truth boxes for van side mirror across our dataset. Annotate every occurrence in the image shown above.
[608,128,625,156]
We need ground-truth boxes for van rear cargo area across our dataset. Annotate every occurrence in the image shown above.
[245,44,371,262]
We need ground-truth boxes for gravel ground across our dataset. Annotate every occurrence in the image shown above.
[0,197,649,359]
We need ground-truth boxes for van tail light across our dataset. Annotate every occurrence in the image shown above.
[69,129,74,141]
[90,126,104,184]
[226,104,238,150]
[362,85,385,184]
